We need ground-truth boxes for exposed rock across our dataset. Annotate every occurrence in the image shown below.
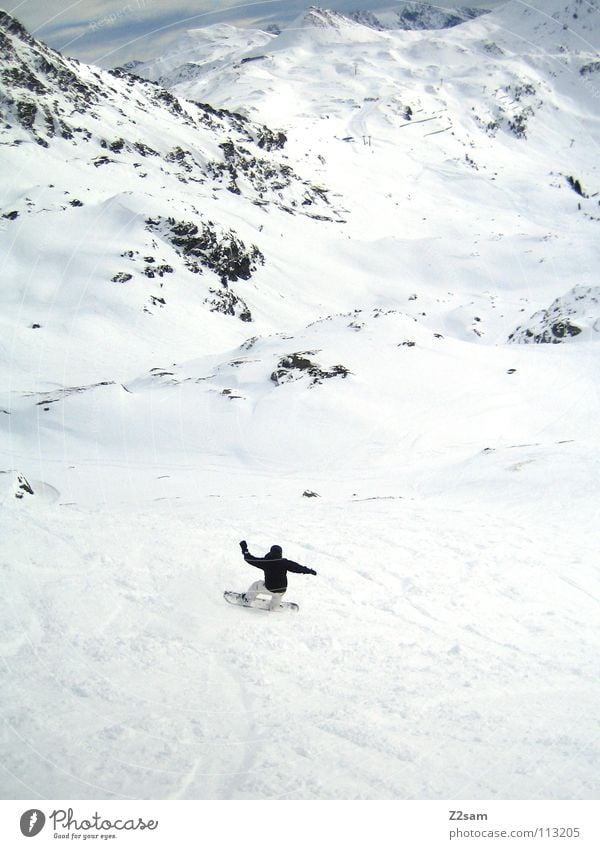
[508,286,600,344]
[16,98,36,129]
[271,352,351,386]
[15,473,34,498]
[566,175,586,197]
[580,61,600,76]
[142,264,174,278]
[256,127,287,151]
[206,138,328,212]
[165,146,195,172]
[2,65,47,94]
[146,216,264,286]
[132,141,159,157]
[347,3,489,31]
[206,289,252,322]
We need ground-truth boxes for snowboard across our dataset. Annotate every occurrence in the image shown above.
[224,590,299,613]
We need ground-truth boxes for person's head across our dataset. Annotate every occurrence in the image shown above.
[268,544,283,558]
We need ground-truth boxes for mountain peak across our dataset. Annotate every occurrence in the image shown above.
[0,9,28,35]
[0,9,38,51]
[279,4,493,39]
[302,7,353,29]
[0,12,107,147]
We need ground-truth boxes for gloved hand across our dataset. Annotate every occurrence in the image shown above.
[239,540,248,553]
[308,568,317,576]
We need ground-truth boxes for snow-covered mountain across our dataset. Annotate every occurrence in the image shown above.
[1,2,600,803]
[129,5,491,89]
[349,3,490,32]
[129,1,600,346]
[118,23,276,88]
[0,9,341,388]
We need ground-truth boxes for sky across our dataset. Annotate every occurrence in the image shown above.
[3,0,507,66]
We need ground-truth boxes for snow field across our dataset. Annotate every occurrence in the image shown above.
[1,485,598,799]
[1,0,599,802]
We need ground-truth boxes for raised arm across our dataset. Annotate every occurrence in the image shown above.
[239,540,264,568]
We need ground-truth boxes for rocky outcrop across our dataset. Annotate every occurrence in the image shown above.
[271,352,351,386]
[145,216,264,286]
[508,286,600,344]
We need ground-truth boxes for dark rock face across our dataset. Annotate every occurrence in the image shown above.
[146,217,264,286]
[142,264,174,279]
[271,352,351,386]
[0,13,101,144]
[566,175,586,197]
[550,320,582,340]
[16,99,37,129]
[581,61,600,76]
[256,127,287,151]
[142,216,261,322]
[15,473,34,498]
[509,320,582,344]
[508,286,600,344]
[193,101,286,151]
[2,65,48,94]
[347,3,489,31]
[206,138,330,214]
[0,11,36,46]
[206,289,253,322]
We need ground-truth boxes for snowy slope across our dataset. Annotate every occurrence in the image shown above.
[0,10,340,388]
[351,3,490,32]
[1,4,600,802]
[151,2,600,331]
[122,24,276,88]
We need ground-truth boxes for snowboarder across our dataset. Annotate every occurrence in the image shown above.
[239,540,316,609]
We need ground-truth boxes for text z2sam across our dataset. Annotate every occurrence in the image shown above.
[449,811,488,821]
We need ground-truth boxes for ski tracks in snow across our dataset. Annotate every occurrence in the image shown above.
[0,507,258,798]
[1,492,599,798]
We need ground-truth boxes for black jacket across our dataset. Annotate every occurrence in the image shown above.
[244,549,313,592]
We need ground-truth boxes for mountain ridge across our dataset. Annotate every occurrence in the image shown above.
[0,10,350,389]
[2,5,599,397]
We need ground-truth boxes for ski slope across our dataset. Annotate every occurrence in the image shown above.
[1,2,599,800]
[2,467,599,800]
